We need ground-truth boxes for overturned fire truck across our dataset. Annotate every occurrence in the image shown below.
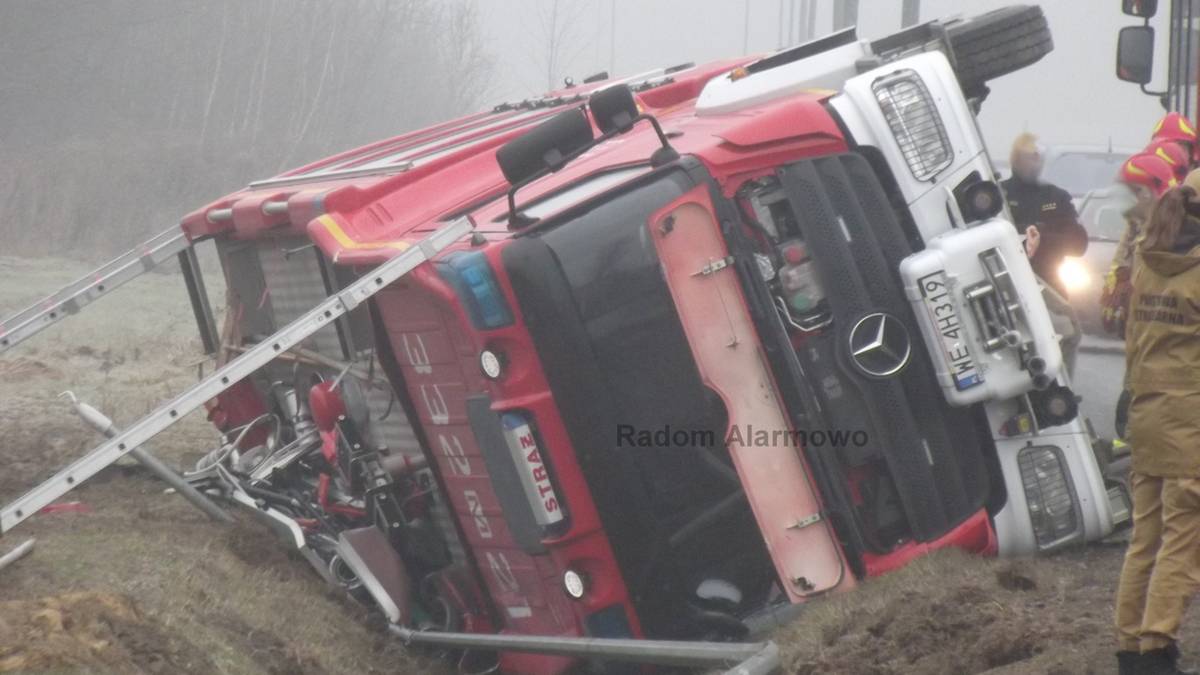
[0,5,1130,673]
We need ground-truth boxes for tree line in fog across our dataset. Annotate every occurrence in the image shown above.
[0,0,490,257]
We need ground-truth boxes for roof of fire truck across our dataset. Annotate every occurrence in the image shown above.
[181,55,848,265]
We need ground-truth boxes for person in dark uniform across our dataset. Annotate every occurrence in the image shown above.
[1000,132,1088,374]
[1001,132,1090,296]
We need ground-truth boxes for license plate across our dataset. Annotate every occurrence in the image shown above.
[918,271,983,391]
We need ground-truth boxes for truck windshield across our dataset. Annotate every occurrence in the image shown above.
[539,172,711,429]
[502,166,773,637]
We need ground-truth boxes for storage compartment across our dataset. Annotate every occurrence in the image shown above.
[899,219,1060,406]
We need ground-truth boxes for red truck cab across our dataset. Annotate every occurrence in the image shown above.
[183,65,999,672]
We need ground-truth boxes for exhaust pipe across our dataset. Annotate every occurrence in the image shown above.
[1026,355,1053,390]
[388,624,781,674]
[0,539,35,574]
[60,392,233,523]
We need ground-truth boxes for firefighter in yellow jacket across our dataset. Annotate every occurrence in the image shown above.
[1102,152,1180,335]
[1115,169,1200,675]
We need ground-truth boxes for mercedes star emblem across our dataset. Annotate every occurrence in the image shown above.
[848,312,911,378]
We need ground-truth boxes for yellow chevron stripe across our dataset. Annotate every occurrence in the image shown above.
[316,214,410,253]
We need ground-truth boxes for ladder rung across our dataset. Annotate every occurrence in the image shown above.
[0,218,471,535]
[0,227,191,354]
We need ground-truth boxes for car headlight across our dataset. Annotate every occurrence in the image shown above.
[1057,257,1092,294]
[1018,445,1081,549]
[873,69,954,181]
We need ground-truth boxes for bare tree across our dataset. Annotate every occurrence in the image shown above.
[526,0,592,91]
[0,0,494,258]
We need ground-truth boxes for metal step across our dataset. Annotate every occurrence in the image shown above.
[337,526,412,624]
[0,227,191,354]
[0,218,472,535]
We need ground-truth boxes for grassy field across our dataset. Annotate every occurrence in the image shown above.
[0,254,438,675]
[0,254,1192,675]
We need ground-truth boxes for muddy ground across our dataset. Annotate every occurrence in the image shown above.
[0,255,441,675]
[774,545,1200,674]
[0,254,1187,675]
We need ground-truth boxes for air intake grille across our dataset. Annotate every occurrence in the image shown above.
[873,69,953,181]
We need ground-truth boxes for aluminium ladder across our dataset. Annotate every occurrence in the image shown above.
[0,218,472,535]
[0,226,195,354]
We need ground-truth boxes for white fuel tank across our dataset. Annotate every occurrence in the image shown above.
[899,219,1061,406]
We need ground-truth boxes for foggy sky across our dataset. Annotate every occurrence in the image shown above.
[479,0,1167,156]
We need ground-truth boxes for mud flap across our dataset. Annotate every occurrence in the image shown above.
[337,526,413,624]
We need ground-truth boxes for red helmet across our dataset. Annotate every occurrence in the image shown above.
[1120,152,1178,196]
[1152,112,1197,145]
[1144,139,1190,182]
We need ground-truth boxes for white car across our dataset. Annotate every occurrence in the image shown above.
[1043,145,1138,199]
[993,145,1135,198]
[997,145,1136,335]
[1068,183,1136,335]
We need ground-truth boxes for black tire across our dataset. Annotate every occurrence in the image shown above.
[947,5,1054,94]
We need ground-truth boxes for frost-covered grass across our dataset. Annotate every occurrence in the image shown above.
[0,255,437,674]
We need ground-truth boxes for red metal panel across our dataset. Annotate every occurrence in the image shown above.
[649,189,854,601]
[375,284,577,646]
[861,509,997,577]
[193,61,844,263]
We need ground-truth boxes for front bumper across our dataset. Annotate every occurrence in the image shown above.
[988,410,1115,555]
[860,509,996,576]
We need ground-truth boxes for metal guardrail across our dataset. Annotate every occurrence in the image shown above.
[389,624,781,674]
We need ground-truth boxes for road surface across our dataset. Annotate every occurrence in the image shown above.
[1075,334,1125,441]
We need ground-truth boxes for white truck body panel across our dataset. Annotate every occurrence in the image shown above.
[899,219,1062,406]
[829,51,1002,241]
[985,398,1116,555]
[703,41,1116,551]
[696,40,872,116]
